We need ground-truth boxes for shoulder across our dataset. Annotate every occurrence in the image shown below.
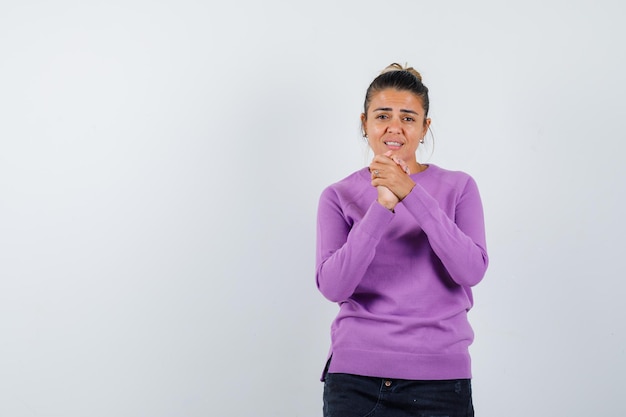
[321,168,369,195]
[419,164,476,188]
[319,168,371,206]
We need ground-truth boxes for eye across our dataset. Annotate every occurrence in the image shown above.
[376,114,389,120]
[403,116,415,122]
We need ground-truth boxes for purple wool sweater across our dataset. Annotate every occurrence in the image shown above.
[316,164,488,380]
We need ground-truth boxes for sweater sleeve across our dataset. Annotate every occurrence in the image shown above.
[315,187,394,302]
[401,175,489,287]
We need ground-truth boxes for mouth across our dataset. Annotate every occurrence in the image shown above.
[384,140,403,149]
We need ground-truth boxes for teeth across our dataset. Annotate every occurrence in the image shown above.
[385,141,402,146]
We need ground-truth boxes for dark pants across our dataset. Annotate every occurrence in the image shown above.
[323,373,474,417]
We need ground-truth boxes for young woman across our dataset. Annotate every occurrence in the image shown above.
[316,63,489,417]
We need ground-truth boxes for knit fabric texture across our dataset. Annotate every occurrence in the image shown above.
[316,164,489,380]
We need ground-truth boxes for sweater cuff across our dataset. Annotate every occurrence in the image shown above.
[402,184,438,226]
[357,200,394,240]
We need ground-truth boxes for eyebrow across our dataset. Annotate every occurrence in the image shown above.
[372,107,419,115]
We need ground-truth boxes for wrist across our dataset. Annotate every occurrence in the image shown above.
[397,183,415,201]
[378,199,396,212]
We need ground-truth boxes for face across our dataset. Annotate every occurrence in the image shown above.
[361,88,431,171]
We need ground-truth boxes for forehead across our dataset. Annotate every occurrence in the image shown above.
[369,88,425,112]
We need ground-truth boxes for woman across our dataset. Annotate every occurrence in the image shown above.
[316,63,488,417]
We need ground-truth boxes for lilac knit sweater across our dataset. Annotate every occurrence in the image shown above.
[316,164,488,380]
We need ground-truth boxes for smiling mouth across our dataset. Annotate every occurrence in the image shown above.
[384,141,403,147]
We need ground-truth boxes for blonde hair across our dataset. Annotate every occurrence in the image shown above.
[379,62,423,83]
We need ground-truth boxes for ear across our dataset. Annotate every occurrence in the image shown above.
[423,117,431,136]
[360,113,367,137]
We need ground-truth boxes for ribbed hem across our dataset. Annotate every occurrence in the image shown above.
[327,348,472,380]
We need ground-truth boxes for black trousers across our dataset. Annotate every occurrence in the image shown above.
[323,373,474,417]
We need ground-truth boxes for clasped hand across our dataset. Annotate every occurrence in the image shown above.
[369,151,416,211]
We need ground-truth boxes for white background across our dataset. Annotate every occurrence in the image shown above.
[1,1,624,416]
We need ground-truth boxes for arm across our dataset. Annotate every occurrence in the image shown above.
[315,187,394,302]
[401,176,489,287]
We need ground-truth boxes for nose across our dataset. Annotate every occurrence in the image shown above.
[386,118,402,134]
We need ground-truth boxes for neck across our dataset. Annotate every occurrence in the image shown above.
[408,161,426,174]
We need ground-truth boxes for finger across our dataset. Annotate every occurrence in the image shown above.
[372,153,395,164]
[389,156,410,175]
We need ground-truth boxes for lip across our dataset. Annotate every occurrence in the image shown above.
[384,140,404,150]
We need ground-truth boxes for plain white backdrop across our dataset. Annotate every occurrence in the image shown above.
[1,1,624,416]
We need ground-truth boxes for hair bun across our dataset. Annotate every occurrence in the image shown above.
[380,63,423,82]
